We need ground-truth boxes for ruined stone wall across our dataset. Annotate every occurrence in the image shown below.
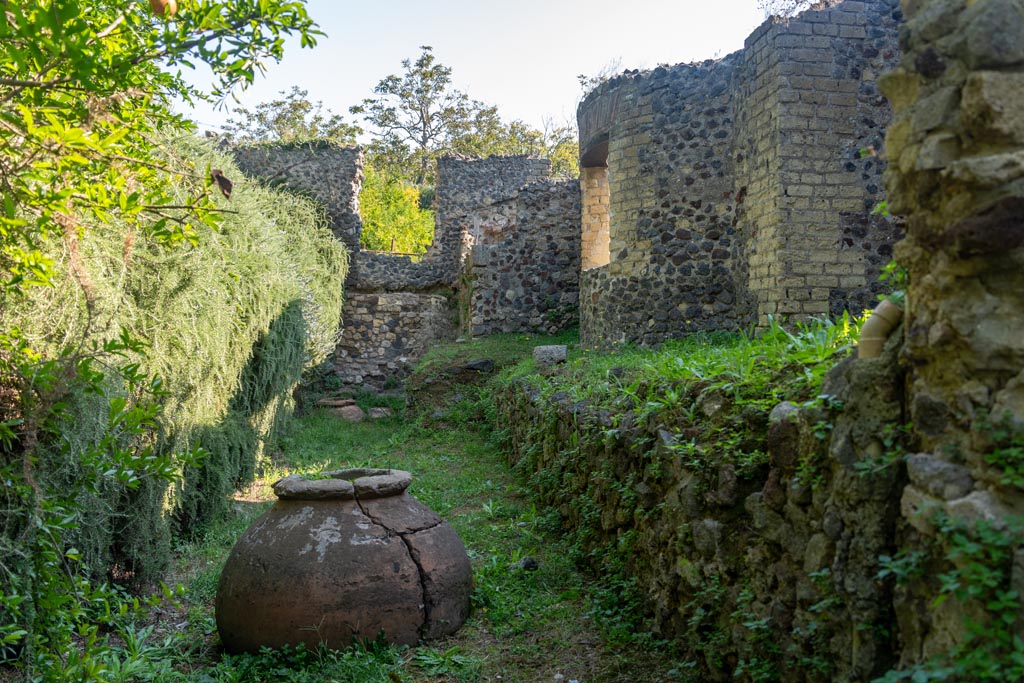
[578,0,903,347]
[502,1,1024,679]
[236,147,580,389]
[879,0,1024,671]
[232,142,363,250]
[432,155,552,282]
[333,292,455,389]
[578,56,753,347]
[468,178,581,336]
[496,343,906,681]
[339,156,565,387]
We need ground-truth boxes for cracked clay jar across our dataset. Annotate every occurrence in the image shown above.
[215,468,472,652]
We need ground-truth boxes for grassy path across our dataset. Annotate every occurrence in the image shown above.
[165,343,680,682]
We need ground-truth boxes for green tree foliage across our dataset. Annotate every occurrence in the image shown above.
[539,118,581,179]
[358,166,434,255]
[351,46,580,184]
[222,85,362,144]
[223,86,437,253]
[350,45,486,185]
[0,0,328,677]
[1,1,322,293]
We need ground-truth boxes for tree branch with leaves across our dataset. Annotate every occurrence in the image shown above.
[0,1,324,676]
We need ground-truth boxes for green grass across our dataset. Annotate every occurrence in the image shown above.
[527,314,862,408]
[26,316,870,682]
[67,329,686,682]
[412,329,579,379]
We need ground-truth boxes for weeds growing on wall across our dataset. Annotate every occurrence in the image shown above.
[490,315,865,676]
[538,314,861,410]
[875,512,1024,683]
[504,314,862,461]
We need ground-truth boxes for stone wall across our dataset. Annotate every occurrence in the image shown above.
[500,0,1024,679]
[579,55,754,347]
[468,178,582,336]
[496,341,906,681]
[879,0,1024,671]
[339,155,573,387]
[577,0,903,347]
[236,145,580,389]
[232,142,363,250]
[333,292,455,388]
[432,155,552,282]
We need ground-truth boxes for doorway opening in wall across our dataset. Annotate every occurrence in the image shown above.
[580,138,610,271]
[357,164,436,259]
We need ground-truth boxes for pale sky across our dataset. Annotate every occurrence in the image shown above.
[180,0,770,135]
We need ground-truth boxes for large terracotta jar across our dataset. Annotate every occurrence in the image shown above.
[215,468,472,653]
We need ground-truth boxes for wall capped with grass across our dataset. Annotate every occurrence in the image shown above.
[494,317,913,681]
[1,134,347,587]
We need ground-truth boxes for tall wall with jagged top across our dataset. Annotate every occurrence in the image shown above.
[578,0,903,347]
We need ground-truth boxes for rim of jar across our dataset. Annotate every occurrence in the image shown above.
[272,468,412,500]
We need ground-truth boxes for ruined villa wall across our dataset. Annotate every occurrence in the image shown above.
[332,291,454,388]
[232,142,363,251]
[235,148,580,388]
[579,56,751,347]
[338,155,567,387]
[468,178,582,336]
[757,0,902,321]
[434,156,552,278]
[578,0,903,347]
[501,1,1024,679]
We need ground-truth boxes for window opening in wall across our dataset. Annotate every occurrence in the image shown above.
[580,138,610,271]
[357,165,436,258]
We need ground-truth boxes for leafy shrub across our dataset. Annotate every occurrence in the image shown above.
[0,135,346,676]
[359,166,434,255]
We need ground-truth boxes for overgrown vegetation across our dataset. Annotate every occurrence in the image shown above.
[876,511,1024,683]
[489,312,1023,682]
[496,316,862,516]
[516,314,861,419]
[9,331,680,681]
[491,317,869,681]
[0,2,339,679]
[5,303,1018,681]
[0,131,346,681]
